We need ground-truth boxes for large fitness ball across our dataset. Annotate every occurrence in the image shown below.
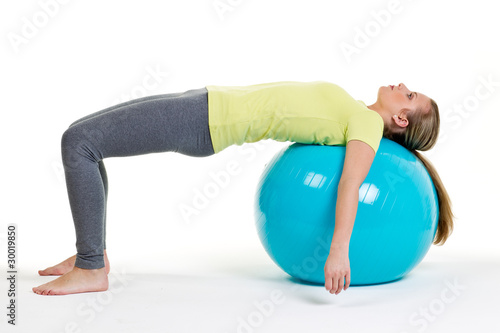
[254,138,438,285]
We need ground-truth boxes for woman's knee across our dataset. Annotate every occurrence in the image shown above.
[61,125,103,169]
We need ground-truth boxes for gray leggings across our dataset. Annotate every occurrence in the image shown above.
[62,88,214,269]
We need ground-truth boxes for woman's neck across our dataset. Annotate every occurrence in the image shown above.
[367,102,391,134]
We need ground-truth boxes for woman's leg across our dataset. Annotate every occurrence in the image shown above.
[98,161,108,250]
[38,161,108,276]
[33,88,214,295]
[38,92,207,276]
[67,93,191,128]
[66,92,193,253]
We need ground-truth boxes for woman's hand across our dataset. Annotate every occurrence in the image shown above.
[324,245,350,295]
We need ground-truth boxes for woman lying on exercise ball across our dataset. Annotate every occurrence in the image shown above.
[33,81,454,296]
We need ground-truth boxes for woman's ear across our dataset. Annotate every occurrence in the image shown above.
[392,109,409,129]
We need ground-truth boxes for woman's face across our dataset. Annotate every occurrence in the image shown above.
[377,83,431,117]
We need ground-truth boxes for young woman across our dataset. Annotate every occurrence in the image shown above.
[33,81,454,296]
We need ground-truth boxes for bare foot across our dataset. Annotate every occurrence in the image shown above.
[38,250,110,276]
[33,267,108,295]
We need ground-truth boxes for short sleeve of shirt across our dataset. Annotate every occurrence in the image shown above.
[346,111,384,153]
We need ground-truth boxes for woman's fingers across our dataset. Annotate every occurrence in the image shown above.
[345,272,351,290]
[336,276,344,294]
[325,276,333,292]
[331,277,339,294]
[325,274,350,294]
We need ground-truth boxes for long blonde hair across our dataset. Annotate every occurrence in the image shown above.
[384,99,454,245]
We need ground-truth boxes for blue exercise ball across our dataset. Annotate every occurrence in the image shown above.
[254,138,438,285]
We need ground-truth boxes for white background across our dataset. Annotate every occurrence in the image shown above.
[1,0,499,332]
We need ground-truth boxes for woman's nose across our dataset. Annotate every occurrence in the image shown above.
[398,83,408,91]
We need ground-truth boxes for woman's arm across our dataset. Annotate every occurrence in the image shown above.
[324,139,375,294]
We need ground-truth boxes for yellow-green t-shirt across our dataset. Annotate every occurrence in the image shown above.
[206,81,384,154]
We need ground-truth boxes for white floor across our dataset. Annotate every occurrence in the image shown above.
[4,251,499,333]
